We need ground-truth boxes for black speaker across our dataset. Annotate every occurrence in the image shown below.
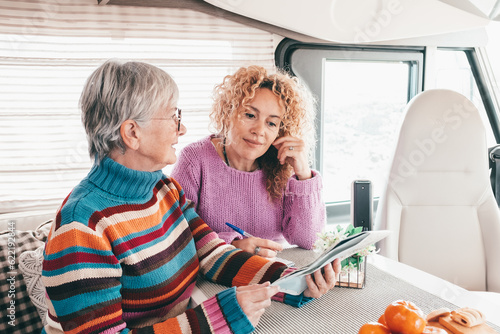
[351,180,372,231]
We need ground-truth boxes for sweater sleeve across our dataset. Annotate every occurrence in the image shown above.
[42,220,128,334]
[269,267,314,308]
[173,178,314,309]
[174,177,287,287]
[282,170,326,249]
[42,214,255,334]
[170,144,202,208]
[128,288,255,334]
[171,141,244,245]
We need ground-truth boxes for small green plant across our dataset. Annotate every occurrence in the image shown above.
[313,224,377,272]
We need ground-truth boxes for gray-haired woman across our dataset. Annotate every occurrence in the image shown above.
[41,59,341,334]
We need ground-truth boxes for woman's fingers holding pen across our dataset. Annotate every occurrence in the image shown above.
[232,237,283,258]
[236,282,280,327]
[257,238,284,257]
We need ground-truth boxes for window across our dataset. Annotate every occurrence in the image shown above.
[485,22,500,107]
[0,1,277,220]
[278,44,423,207]
[322,60,411,202]
[279,41,500,225]
[433,49,496,145]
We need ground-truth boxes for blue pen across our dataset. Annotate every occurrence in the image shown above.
[225,222,254,238]
[226,223,292,265]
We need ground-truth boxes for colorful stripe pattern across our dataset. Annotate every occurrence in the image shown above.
[42,158,303,334]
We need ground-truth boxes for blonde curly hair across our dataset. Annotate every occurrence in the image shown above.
[210,65,316,201]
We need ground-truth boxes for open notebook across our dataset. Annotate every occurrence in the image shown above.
[271,230,391,295]
[190,230,391,307]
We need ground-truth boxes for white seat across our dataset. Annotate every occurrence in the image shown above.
[374,89,500,292]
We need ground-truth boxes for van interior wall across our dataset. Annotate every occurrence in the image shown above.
[0,0,281,230]
[1,0,496,230]
[103,0,490,46]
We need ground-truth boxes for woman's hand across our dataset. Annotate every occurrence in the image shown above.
[232,237,283,258]
[272,136,312,180]
[236,282,280,327]
[303,258,341,298]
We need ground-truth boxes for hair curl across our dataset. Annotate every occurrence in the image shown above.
[80,59,178,163]
[210,65,316,201]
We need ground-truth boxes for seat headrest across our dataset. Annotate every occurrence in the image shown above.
[392,89,487,174]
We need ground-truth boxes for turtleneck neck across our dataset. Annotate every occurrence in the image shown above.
[87,157,163,200]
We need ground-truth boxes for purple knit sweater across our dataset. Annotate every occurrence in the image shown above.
[171,135,326,249]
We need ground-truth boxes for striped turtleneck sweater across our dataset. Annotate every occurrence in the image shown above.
[42,157,310,334]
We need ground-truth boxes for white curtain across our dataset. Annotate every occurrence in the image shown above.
[0,0,277,217]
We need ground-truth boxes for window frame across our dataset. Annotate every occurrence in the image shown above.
[275,39,425,224]
[465,47,500,143]
[275,40,424,173]
[428,46,500,145]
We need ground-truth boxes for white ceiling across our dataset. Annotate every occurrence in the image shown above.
[204,0,499,43]
[440,0,500,19]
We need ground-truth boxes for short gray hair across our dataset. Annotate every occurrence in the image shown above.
[80,59,179,163]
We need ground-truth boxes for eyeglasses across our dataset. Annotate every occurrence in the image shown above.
[152,108,182,131]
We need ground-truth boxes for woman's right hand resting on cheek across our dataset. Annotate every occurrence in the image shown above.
[232,237,284,258]
[236,282,280,327]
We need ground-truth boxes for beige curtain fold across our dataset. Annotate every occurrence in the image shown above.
[0,0,276,215]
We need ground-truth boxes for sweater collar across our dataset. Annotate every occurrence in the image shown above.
[87,157,163,200]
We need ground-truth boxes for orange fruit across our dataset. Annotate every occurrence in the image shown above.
[378,314,387,326]
[384,300,426,334]
[358,322,391,334]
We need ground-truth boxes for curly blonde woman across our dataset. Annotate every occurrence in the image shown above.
[171,65,325,257]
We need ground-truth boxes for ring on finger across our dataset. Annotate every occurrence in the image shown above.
[254,246,261,255]
[289,146,294,151]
